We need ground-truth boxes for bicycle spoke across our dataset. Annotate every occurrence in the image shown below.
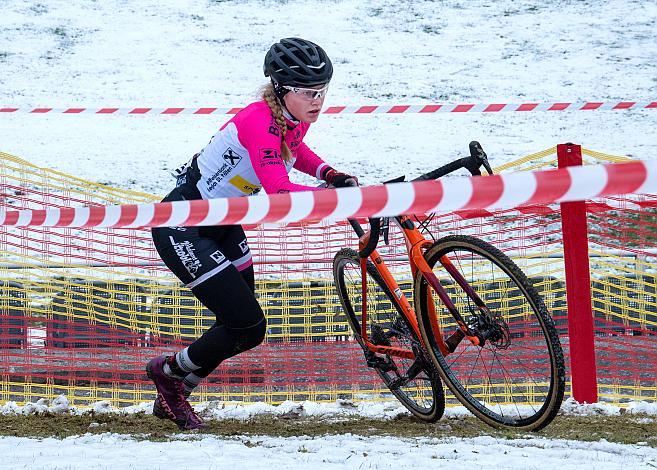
[464,346,483,390]
[487,346,536,417]
[478,347,503,416]
[488,345,553,402]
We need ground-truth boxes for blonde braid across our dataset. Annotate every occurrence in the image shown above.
[261,83,292,162]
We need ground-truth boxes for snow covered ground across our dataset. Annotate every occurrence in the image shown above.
[1,397,656,469]
[4,432,657,470]
[2,0,657,466]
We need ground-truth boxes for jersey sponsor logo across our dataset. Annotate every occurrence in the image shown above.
[206,148,244,192]
[172,162,188,176]
[259,148,282,167]
[289,133,301,149]
[169,237,202,278]
[172,153,198,177]
[229,175,261,195]
[210,250,227,264]
[239,239,249,253]
[223,148,243,166]
[206,159,239,192]
[175,174,187,186]
[268,124,280,137]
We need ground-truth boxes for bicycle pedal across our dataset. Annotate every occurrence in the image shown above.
[366,355,396,372]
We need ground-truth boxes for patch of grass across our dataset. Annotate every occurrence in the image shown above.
[51,26,67,38]
[30,3,49,15]
[47,26,80,53]
[0,412,655,446]
[422,24,441,34]
[200,38,234,44]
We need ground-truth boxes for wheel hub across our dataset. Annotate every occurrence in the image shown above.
[469,310,511,349]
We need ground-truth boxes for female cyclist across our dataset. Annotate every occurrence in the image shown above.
[146,37,358,430]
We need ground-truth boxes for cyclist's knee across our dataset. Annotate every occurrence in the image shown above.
[227,317,267,352]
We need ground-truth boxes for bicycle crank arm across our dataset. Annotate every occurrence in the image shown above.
[388,358,426,390]
[403,356,427,382]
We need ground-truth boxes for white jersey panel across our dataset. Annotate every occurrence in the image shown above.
[194,122,295,199]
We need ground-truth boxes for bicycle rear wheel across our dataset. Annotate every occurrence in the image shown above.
[415,235,565,431]
[333,248,445,422]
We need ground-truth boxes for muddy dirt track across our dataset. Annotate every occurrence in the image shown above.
[1,412,655,447]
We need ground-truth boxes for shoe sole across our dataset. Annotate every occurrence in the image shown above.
[152,401,169,420]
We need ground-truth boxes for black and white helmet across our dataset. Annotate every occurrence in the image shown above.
[264,38,333,87]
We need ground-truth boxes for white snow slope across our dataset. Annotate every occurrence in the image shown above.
[1,0,656,194]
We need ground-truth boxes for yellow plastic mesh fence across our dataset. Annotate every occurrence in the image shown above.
[0,148,655,408]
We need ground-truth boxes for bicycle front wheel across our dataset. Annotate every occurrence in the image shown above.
[333,248,445,422]
[414,235,565,431]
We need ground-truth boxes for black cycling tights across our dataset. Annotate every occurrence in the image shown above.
[151,188,266,377]
[187,264,266,377]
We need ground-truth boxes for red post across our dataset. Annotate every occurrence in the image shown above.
[557,143,598,403]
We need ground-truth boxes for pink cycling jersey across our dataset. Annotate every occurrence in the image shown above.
[176,100,329,199]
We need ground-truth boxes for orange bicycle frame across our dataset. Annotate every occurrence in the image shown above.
[357,215,486,359]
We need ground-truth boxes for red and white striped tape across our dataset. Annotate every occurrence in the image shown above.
[1,101,656,115]
[1,159,655,228]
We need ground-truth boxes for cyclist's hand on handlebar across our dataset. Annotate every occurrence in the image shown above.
[323,168,360,188]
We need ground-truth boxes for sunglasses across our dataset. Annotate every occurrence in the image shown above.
[282,84,329,100]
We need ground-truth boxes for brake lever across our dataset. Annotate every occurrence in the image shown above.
[359,218,381,258]
[381,217,390,245]
[469,141,493,175]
